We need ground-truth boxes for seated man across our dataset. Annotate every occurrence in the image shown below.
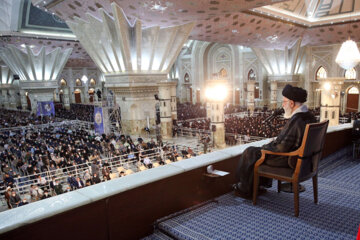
[234,84,316,199]
[143,156,153,168]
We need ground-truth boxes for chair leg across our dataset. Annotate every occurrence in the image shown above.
[277,180,281,193]
[293,182,299,217]
[312,175,318,204]
[253,173,259,205]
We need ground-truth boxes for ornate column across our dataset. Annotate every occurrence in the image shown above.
[8,89,15,108]
[67,3,194,135]
[206,81,227,149]
[63,88,70,110]
[247,80,255,114]
[270,81,278,109]
[319,77,345,126]
[20,89,27,110]
[170,82,178,121]
[0,44,72,112]
[158,81,175,139]
[2,89,9,108]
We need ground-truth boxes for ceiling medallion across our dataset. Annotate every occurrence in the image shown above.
[142,1,173,13]
[266,35,278,43]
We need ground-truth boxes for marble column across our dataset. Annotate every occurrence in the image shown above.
[319,78,345,126]
[270,81,278,109]
[158,82,174,139]
[2,89,9,108]
[8,89,16,109]
[247,80,255,114]
[20,89,27,110]
[170,83,178,121]
[63,88,70,110]
[208,101,226,149]
[67,3,194,135]
[206,80,227,149]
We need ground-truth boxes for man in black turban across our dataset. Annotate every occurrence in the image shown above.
[234,84,316,199]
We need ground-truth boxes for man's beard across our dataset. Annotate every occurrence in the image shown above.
[283,105,292,119]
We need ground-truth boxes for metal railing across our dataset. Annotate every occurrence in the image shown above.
[0,143,205,210]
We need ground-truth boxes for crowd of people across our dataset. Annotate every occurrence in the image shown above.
[176,106,321,140]
[0,119,197,209]
[177,103,206,120]
[0,109,56,128]
[55,103,94,122]
[0,101,342,210]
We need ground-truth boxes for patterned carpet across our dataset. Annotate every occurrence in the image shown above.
[145,147,360,240]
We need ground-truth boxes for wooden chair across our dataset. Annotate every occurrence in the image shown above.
[253,120,329,217]
[139,165,147,171]
[109,173,117,179]
[125,169,134,175]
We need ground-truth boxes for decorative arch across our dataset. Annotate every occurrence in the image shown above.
[60,78,67,86]
[345,68,357,80]
[75,78,82,86]
[345,85,360,113]
[348,86,359,94]
[244,65,259,82]
[219,68,228,78]
[248,69,256,81]
[315,66,327,80]
[90,78,96,86]
[184,73,190,83]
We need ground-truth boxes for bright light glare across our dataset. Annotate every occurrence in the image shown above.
[81,75,88,84]
[324,82,331,91]
[205,85,228,101]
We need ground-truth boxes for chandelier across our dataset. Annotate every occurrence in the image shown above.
[335,38,360,70]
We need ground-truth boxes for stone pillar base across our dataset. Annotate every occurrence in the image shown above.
[320,106,339,127]
[213,124,226,149]
[160,119,172,139]
[122,118,156,135]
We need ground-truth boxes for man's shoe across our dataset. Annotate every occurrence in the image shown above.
[258,186,267,196]
[233,184,252,200]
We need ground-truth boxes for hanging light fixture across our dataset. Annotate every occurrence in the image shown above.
[335,12,360,70]
[335,38,360,70]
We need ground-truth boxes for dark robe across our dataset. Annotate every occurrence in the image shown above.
[236,110,316,194]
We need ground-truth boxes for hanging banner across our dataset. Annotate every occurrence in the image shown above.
[37,101,55,117]
[94,107,104,134]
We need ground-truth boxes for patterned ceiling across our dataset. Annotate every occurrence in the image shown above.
[37,0,360,48]
[3,0,359,68]
[263,0,360,23]
[0,35,96,68]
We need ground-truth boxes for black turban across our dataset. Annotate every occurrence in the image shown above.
[282,84,307,103]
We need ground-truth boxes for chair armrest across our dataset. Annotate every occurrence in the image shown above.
[254,149,300,168]
[261,149,300,157]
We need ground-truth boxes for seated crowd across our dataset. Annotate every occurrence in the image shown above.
[0,104,324,210]
[55,103,94,122]
[177,102,206,120]
[0,109,56,128]
[0,119,195,209]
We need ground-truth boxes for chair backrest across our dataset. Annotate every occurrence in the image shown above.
[352,120,360,140]
[298,120,329,181]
